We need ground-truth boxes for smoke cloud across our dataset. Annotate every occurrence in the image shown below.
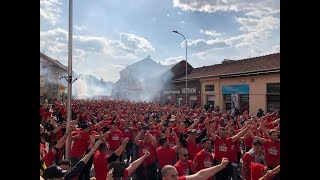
[72,74,113,99]
[111,56,175,102]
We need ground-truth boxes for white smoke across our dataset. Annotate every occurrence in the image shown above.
[72,74,113,99]
[111,56,175,102]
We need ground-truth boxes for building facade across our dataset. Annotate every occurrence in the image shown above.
[40,52,68,103]
[173,53,280,114]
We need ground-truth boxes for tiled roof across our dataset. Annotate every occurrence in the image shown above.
[174,53,280,81]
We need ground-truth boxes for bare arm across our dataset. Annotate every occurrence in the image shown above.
[232,124,251,143]
[260,123,271,139]
[126,150,150,176]
[239,131,250,141]
[146,130,158,148]
[114,138,129,156]
[134,129,144,146]
[80,139,102,164]
[248,129,268,144]
[186,158,229,180]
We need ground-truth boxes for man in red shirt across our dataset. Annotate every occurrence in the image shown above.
[93,138,129,180]
[242,139,267,180]
[174,148,196,177]
[161,157,229,180]
[119,121,134,162]
[156,136,179,170]
[134,129,158,180]
[179,129,205,161]
[250,163,280,180]
[209,124,252,180]
[193,138,214,180]
[106,150,151,180]
[70,123,94,167]
[106,122,124,155]
[249,129,280,180]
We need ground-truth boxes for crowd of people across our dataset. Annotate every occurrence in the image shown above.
[40,99,280,180]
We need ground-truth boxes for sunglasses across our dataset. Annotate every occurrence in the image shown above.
[183,154,190,157]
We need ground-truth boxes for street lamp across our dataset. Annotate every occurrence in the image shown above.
[172,30,188,107]
[65,0,73,160]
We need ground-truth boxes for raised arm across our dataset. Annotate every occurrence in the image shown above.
[126,150,150,176]
[146,130,158,148]
[195,128,207,144]
[248,129,269,144]
[186,158,229,180]
[134,129,144,146]
[231,124,251,143]
[114,137,129,156]
[81,139,102,164]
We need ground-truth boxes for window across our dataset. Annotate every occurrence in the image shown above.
[267,83,280,94]
[205,85,214,91]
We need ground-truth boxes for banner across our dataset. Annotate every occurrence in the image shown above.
[231,94,239,113]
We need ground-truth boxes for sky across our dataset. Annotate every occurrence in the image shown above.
[40,0,280,83]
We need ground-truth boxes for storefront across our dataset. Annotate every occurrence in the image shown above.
[222,84,250,114]
[163,80,201,106]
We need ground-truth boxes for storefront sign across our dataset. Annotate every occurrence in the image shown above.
[222,85,249,94]
[182,87,196,94]
[164,90,180,95]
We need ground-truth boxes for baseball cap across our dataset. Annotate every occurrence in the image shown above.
[43,165,67,179]
[252,139,262,146]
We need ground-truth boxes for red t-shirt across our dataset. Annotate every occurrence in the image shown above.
[174,160,196,177]
[70,131,91,158]
[178,176,186,180]
[245,129,258,148]
[193,150,214,171]
[93,151,109,180]
[263,140,280,168]
[149,130,160,140]
[229,140,240,163]
[120,127,133,140]
[43,150,55,166]
[138,140,156,166]
[40,107,45,116]
[186,140,202,161]
[242,153,255,180]
[213,136,233,162]
[107,130,123,151]
[156,147,176,169]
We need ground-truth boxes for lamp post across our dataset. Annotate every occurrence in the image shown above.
[172,30,188,107]
[65,0,73,160]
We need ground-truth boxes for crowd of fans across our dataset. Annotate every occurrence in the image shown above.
[40,99,280,180]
